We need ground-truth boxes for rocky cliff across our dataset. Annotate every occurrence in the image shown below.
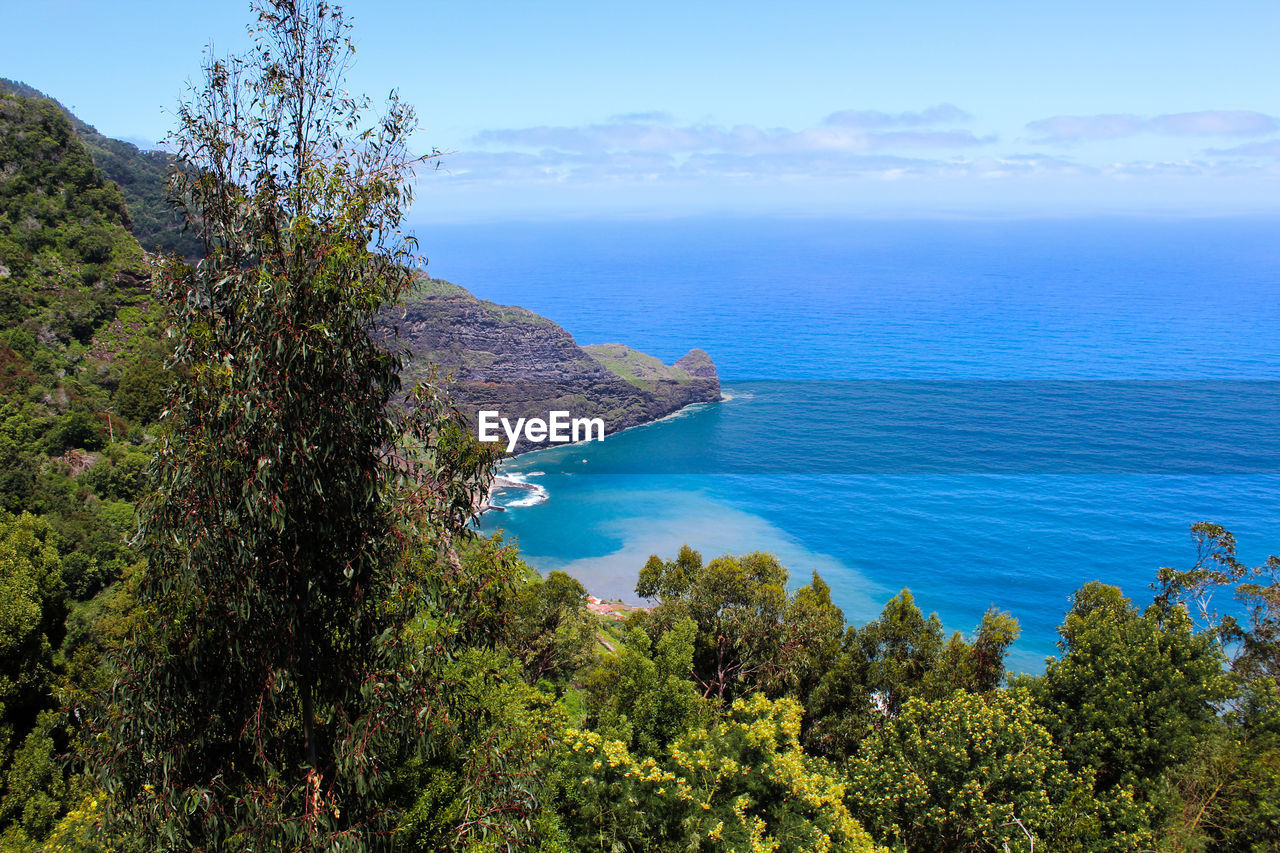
[389,279,720,453]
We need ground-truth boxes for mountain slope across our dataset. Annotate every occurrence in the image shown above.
[0,79,201,259]
[0,83,165,851]
[0,86,148,343]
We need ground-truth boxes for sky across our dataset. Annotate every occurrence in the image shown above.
[3,0,1279,222]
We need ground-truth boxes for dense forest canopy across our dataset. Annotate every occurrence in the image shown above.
[0,78,203,260]
[0,2,1278,851]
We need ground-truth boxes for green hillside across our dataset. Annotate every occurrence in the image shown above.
[0,79,201,259]
[0,85,166,851]
[583,342,700,388]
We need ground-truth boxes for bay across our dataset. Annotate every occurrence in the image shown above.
[417,216,1280,671]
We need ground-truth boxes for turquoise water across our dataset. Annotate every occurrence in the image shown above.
[419,217,1280,672]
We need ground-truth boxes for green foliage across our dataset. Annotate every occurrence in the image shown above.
[0,255,152,853]
[1034,581,1232,846]
[40,793,111,853]
[79,443,150,503]
[90,3,486,849]
[0,78,203,260]
[0,513,68,847]
[394,649,567,852]
[60,560,141,731]
[931,606,1022,695]
[849,589,946,715]
[847,689,1100,852]
[388,535,582,850]
[0,404,39,515]
[636,547,845,703]
[805,591,1019,761]
[1,710,68,848]
[1147,525,1280,850]
[408,534,525,659]
[778,573,847,701]
[509,570,600,688]
[1155,521,1280,689]
[112,354,168,425]
[583,620,710,756]
[0,84,165,753]
[0,86,144,349]
[554,693,879,853]
[1208,679,1280,851]
[849,591,1018,710]
[40,409,104,455]
[1160,711,1280,853]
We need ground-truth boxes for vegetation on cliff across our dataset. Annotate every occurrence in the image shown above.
[0,79,163,853]
[394,278,720,453]
[0,79,203,260]
[582,344,714,390]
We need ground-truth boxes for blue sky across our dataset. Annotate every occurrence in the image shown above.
[4,0,1279,221]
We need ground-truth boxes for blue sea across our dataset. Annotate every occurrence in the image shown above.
[420,216,1280,672]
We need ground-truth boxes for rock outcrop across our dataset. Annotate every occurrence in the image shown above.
[388,279,720,454]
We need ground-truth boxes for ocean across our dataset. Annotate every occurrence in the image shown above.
[419,216,1280,672]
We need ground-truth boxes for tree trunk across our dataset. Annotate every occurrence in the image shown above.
[301,668,318,769]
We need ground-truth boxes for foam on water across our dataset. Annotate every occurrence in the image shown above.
[489,472,549,509]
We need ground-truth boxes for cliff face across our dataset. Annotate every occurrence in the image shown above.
[389,279,720,453]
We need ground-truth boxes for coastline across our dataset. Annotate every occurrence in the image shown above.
[476,392,727,515]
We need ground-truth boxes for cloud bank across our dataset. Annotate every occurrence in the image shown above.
[1027,110,1277,144]
[473,104,991,157]
[1205,139,1280,158]
[421,103,1280,217]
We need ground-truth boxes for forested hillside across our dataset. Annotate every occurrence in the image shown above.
[0,83,166,851]
[2,4,1279,852]
[0,79,202,259]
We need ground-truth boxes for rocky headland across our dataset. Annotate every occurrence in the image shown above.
[388,278,720,454]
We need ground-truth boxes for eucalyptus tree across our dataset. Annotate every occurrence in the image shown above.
[92,2,494,849]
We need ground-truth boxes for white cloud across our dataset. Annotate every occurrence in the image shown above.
[1150,111,1276,136]
[608,110,673,123]
[1026,114,1144,143]
[1028,110,1277,143]
[1205,139,1280,158]
[438,141,1280,190]
[420,105,1280,219]
[821,103,971,129]
[471,109,993,161]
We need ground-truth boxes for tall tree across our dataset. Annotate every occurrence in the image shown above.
[1034,582,1231,847]
[583,619,708,756]
[507,569,599,689]
[1154,522,1280,686]
[1149,523,1280,849]
[91,2,490,849]
[636,548,846,702]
